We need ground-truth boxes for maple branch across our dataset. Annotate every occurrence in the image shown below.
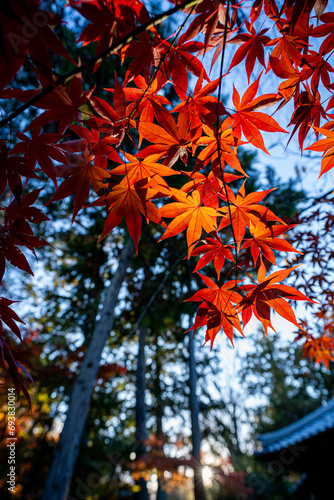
[214,0,239,282]
[128,3,196,122]
[130,252,185,335]
[0,0,202,129]
[295,189,334,216]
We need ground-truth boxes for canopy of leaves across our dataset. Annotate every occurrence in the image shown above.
[0,0,333,401]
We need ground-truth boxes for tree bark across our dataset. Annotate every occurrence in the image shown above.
[136,326,148,447]
[154,337,167,500]
[134,326,148,500]
[230,390,241,461]
[42,239,134,500]
[188,329,206,500]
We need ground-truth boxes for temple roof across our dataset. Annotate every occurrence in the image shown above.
[256,398,334,455]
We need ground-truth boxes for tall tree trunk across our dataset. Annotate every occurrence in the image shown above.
[42,239,134,500]
[154,337,167,500]
[230,389,241,462]
[154,337,163,441]
[134,326,148,500]
[188,329,206,500]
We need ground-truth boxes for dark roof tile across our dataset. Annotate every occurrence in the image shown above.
[257,398,334,454]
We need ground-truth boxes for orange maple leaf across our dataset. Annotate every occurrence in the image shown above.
[196,123,247,176]
[267,32,308,72]
[305,126,334,177]
[218,182,284,245]
[99,177,162,252]
[110,152,179,196]
[138,109,193,167]
[112,75,170,123]
[297,332,334,370]
[159,189,217,256]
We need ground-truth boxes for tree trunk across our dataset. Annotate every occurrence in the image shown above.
[188,329,206,500]
[42,239,134,500]
[134,326,148,500]
[154,337,167,500]
[230,391,241,461]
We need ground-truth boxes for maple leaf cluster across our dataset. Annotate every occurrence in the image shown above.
[1,0,334,396]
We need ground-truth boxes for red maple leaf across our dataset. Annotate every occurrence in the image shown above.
[47,147,110,222]
[0,190,49,282]
[68,0,150,70]
[67,124,121,170]
[181,171,242,210]
[191,235,235,279]
[269,52,303,105]
[123,31,160,84]
[98,177,163,253]
[0,0,75,90]
[301,50,334,93]
[250,0,279,24]
[267,32,308,70]
[68,0,117,55]
[186,273,243,347]
[238,260,315,335]
[11,129,66,184]
[121,75,170,123]
[90,73,134,146]
[222,76,285,154]
[154,35,208,100]
[0,298,25,344]
[21,74,93,134]
[173,71,224,141]
[0,141,39,198]
[182,0,235,68]
[228,22,271,82]
[242,219,301,265]
[310,12,334,55]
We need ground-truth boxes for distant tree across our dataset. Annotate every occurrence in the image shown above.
[236,331,334,499]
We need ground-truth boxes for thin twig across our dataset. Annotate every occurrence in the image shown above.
[296,189,334,216]
[128,4,196,122]
[131,253,185,334]
[214,0,239,284]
